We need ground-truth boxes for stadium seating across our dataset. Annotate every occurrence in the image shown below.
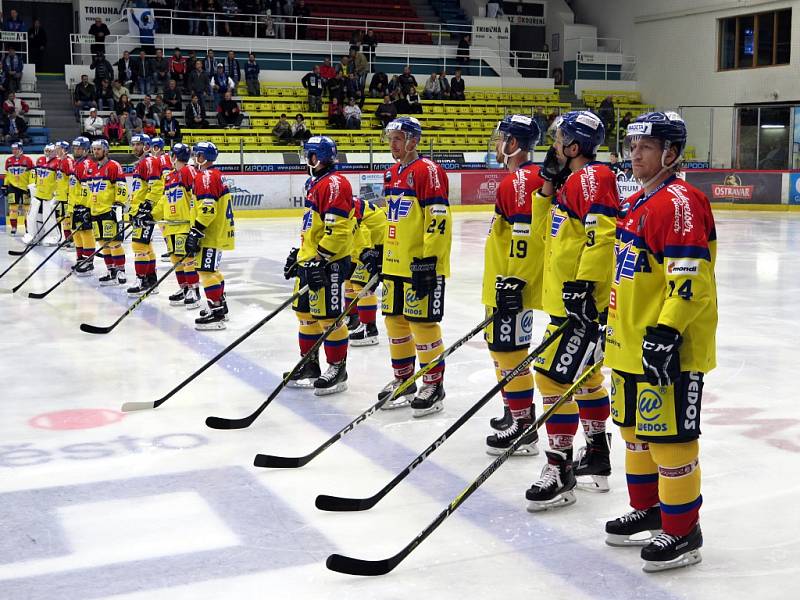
[581,89,655,117]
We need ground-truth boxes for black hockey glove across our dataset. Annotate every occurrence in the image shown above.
[303,259,327,291]
[185,226,205,255]
[540,146,571,191]
[74,205,92,230]
[134,200,154,228]
[359,247,381,278]
[495,276,526,314]
[283,247,299,280]
[562,280,598,326]
[641,325,683,387]
[409,256,437,300]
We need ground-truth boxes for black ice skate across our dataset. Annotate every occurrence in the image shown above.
[349,322,379,346]
[411,382,445,418]
[641,525,703,573]
[284,352,321,389]
[489,405,513,431]
[99,268,126,286]
[199,294,229,321]
[605,506,662,547]
[314,360,348,396]
[525,449,577,512]
[9,227,16,235]
[127,274,158,297]
[573,432,612,492]
[169,288,186,306]
[161,251,171,263]
[194,302,226,330]
[345,312,360,331]
[486,413,539,456]
[75,261,94,277]
[183,286,201,309]
[378,377,417,410]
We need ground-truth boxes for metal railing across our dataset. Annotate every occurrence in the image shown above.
[0,31,29,63]
[575,52,637,81]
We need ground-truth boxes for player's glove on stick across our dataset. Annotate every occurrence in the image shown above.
[185,226,205,256]
[359,247,380,279]
[540,146,571,191]
[562,279,598,326]
[303,259,328,291]
[283,247,299,280]
[74,205,92,231]
[410,256,437,300]
[134,200,154,227]
[495,276,525,314]
[641,325,682,387]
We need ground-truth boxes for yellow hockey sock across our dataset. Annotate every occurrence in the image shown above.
[409,321,444,384]
[385,315,416,379]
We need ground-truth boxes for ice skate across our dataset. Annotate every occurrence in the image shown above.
[378,377,417,409]
[526,449,577,512]
[573,432,612,492]
[605,506,662,547]
[314,360,348,396]
[641,526,703,573]
[411,382,444,417]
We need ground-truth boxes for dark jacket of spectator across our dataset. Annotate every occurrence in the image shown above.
[116,54,136,86]
[27,21,47,67]
[245,60,260,81]
[224,54,241,84]
[368,72,388,97]
[327,74,344,102]
[450,74,465,100]
[160,113,182,142]
[188,69,210,96]
[375,97,397,126]
[90,55,114,84]
[217,94,242,126]
[74,79,96,104]
[301,70,325,97]
[164,83,183,110]
[96,80,115,108]
[186,98,208,127]
[457,35,471,65]
[293,0,311,39]
[115,95,133,116]
[4,12,25,33]
[398,70,417,95]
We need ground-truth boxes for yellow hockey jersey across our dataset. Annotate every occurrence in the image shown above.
[54,156,73,201]
[482,162,547,310]
[540,161,619,317]
[88,159,128,215]
[69,157,93,211]
[605,176,717,374]
[192,167,235,250]
[382,157,451,278]
[130,155,159,213]
[154,164,196,235]
[33,156,59,201]
[4,154,33,190]
[299,169,355,262]
[352,197,387,259]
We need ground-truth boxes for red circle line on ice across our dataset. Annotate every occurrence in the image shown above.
[29,409,126,431]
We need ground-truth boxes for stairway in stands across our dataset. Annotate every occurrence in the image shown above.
[38,75,79,143]
[411,0,470,44]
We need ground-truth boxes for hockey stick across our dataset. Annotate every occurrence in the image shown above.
[79,256,190,335]
[326,359,603,576]
[0,216,67,278]
[253,312,496,469]
[205,272,380,431]
[9,229,78,293]
[121,284,310,412]
[6,200,62,257]
[316,319,570,511]
[27,225,134,300]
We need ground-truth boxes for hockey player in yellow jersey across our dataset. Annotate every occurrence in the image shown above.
[127,134,161,296]
[604,112,716,573]
[23,143,59,246]
[527,110,619,511]
[54,141,74,247]
[344,196,387,347]
[89,139,129,286]
[3,142,34,236]
[380,117,451,417]
[483,115,548,456]
[69,137,97,276]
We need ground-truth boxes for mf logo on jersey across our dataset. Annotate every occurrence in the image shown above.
[88,180,108,193]
[301,210,313,232]
[386,197,413,223]
[550,213,567,237]
[614,240,651,284]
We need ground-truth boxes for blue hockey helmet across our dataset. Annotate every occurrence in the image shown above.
[150,136,165,150]
[193,141,219,163]
[131,133,152,147]
[91,139,109,152]
[384,116,423,142]
[170,142,191,163]
[302,136,338,166]
[623,111,687,160]
[56,140,70,152]
[551,110,605,157]
[72,136,91,150]
[11,141,23,153]
[494,114,540,152]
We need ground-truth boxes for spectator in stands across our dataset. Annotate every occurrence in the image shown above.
[112,80,130,103]
[293,0,311,40]
[345,72,363,106]
[203,50,217,76]
[224,51,241,87]
[115,93,133,116]
[3,47,23,93]
[90,51,113,88]
[486,0,501,18]
[337,55,351,77]
[327,97,344,128]
[362,30,377,69]
[422,72,442,100]
[301,65,325,113]
[83,107,106,141]
[608,151,625,176]
[124,109,144,144]
[188,60,210,106]
[3,9,24,52]
[0,64,7,98]
[349,30,363,54]
[116,51,135,89]
[261,12,276,38]
[327,72,344,103]
[96,78,115,111]
[153,48,169,94]
[186,0,201,35]
[73,74,97,120]
[135,50,153,95]
[168,48,188,89]
[131,9,156,56]
[27,19,47,69]
[272,113,292,143]
[457,34,471,72]
[616,111,633,144]
[2,91,28,140]
[319,56,336,81]
[160,108,182,145]
[398,66,417,95]
[88,17,110,58]
[245,53,260,96]
[292,113,311,141]
[186,94,209,128]
[211,63,235,109]
[375,95,397,128]
[217,90,243,127]
[202,0,216,36]
[350,48,368,91]
[164,79,183,111]
[104,111,124,146]
[343,97,361,130]
[387,74,400,95]
[438,71,450,99]
[450,68,465,100]
[221,0,239,36]
[404,85,422,114]
[598,95,615,131]
[136,94,160,127]
[368,72,388,98]
[534,106,547,144]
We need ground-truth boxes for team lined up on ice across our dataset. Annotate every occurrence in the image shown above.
[4,108,717,573]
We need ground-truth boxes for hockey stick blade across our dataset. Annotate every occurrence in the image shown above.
[120,401,157,412]
[79,323,113,335]
[253,453,310,468]
[326,553,400,577]
[205,414,257,430]
[7,249,29,256]
[315,494,375,512]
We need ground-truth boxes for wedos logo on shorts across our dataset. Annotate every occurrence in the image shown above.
[638,388,663,422]
[405,288,420,308]
[386,196,413,222]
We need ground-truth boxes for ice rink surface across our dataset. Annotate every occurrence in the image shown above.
[0,211,798,600]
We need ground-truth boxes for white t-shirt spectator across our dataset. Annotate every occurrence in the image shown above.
[84,113,105,136]
[343,103,361,122]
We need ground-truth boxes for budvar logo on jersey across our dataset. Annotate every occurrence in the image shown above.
[386,197,413,222]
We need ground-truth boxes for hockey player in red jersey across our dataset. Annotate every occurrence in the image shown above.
[3,142,34,236]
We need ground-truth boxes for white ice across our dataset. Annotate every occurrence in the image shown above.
[0,211,798,600]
